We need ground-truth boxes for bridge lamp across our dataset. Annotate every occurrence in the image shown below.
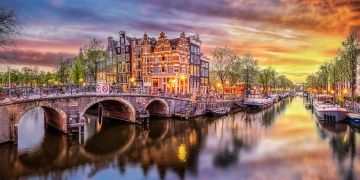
[216,83,221,88]
[130,77,135,83]
[342,89,348,94]
[330,90,335,94]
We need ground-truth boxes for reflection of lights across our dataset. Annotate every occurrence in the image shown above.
[189,130,197,145]
[86,117,91,124]
[343,133,349,143]
[178,144,187,163]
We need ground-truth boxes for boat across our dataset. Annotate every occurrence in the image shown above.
[244,94,273,110]
[305,103,312,109]
[313,94,347,122]
[348,113,360,127]
[268,94,280,103]
[207,107,231,116]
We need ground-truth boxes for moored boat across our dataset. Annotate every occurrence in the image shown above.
[268,94,280,103]
[244,94,273,110]
[313,94,347,122]
[208,107,231,116]
[348,113,360,127]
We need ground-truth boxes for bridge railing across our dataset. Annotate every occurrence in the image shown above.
[0,85,244,103]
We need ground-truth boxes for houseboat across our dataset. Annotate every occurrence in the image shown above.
[244,94,273,110]
[313,94,347,122]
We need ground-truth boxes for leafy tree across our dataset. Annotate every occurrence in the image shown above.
[72,57,85,84]
[82,37,106,84]
[239,54,258,94]
[257,67,276,95]
[210,47,237,89]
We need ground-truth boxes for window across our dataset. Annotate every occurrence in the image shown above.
[162,56,166,61]
[125,46,129,52]
[153,67,160,74]
[168,56,172,63]
[126,64,130,72]
[154,58,158,64]
[168,66,174,73]
[172,46,176,51]
[153,79,159,87]
[162,66,166,73]
[125,54,130,62]
[181,67,187,74]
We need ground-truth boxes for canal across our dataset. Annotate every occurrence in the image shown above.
[1,97,359,179]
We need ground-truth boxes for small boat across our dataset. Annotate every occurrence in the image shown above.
[313,94,347,122]
[348,113,360,127]
[208,107,230,116]
[305,103,312,109]
[268,94,280,103]
[244,94,273,110]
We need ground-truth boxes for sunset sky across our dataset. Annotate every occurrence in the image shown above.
[0,0,359,82]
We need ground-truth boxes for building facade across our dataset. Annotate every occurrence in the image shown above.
[98,31,209,94]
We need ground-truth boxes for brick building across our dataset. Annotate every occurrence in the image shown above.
[98,31,209,94]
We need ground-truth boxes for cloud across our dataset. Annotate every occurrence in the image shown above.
[0,49,74,67]
[0,0,358,82]
[260,58,322,67]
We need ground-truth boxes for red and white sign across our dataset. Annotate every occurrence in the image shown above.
[96,83,110,94]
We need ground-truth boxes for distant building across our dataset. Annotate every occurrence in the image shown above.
[98,31,209,94]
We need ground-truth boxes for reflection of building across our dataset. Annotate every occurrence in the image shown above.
[97,31,209,94]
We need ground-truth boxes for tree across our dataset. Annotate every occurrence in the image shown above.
[257,67,276,95]
[72,57,85,84]
[83,37,106,84]
[339,33,359,102]
[239,54,258,94]
[0,8,19,48]
[210,47,237,89]
[56,57,71,84]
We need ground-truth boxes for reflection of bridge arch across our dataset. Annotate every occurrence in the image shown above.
[148,120,170,142]
[80,97,136,123]
[16,104,68,133]
[16,130,67,169]
[81,125,136,159]
[145,98,170,117]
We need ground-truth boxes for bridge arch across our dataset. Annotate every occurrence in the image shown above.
[80,97,136,123]
[145,98,170,117]
[16,104,68,134]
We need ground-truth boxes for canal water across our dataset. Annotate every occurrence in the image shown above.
[1,97,360,180]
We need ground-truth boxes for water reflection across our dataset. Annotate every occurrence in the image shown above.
[18,107,45,152]
[3,97,360,179]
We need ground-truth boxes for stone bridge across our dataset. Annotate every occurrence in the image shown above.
[0,94,242,144]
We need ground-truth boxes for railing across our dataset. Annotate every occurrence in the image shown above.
[0,84,97,102]
[0,85,243,103]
